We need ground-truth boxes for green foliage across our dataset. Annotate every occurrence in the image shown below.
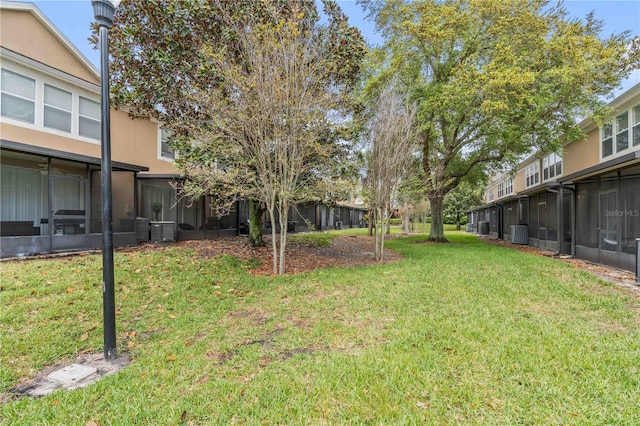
[443,183,483,228]
[98,0,367,274]
[363,0,640,241]
[2,235,640,423]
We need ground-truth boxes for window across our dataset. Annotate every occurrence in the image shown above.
[602,123,613,157]
[44,84,72,132]
[525,162,539,188]
[543,153,562,181]
[633,104,640,147]
[616,111,629,153]
[160,128,175,159]
[505,177,513,195]
[602,104,640,158]
[79,97,100,140]
[488,191,494,202]
[1,69,35,123]
[497,182,504,198]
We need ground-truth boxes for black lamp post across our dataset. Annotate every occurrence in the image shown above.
[92,0,120,360]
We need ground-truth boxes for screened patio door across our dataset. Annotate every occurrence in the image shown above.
[538,201,546,249]
[598,190,618,268]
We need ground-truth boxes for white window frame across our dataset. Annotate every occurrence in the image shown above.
[601,104,640,160]
[505,177,513,195]
[497,182,504,198]
[0,63,101,144]
[542,152,562,182]
[78,96,101,140]
[43,83,72,133]
[158,126,176,161]
[525,162,539,188]
[1,68,36,124]
[632,104,640,148]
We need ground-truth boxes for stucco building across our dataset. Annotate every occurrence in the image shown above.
[0,2,365,258]
[470,83,640,273]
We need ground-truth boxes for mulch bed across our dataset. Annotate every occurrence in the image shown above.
[173,235,403,275]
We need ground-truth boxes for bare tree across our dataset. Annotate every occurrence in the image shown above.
[364,78,417,261]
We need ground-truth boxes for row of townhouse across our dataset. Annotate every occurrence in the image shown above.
[470,83,640,274]
[0,2,365,258]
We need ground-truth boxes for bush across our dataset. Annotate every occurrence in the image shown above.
[444,216,468,225]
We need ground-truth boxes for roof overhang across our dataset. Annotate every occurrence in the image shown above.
[516,182,561,196]
[137,174,181,179]
[1,139,149,172]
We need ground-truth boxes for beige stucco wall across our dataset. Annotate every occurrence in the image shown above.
[513,168,526,194]
[563,129,599,177]
[0,9,99,84]
[110,110,179,175]
[1,113,179,175]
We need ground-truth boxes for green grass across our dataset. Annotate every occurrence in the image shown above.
[1,229,639,424]
[288,223,415,246]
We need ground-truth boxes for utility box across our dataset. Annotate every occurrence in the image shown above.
[136,217,150,242]
[478,221,490,235]
[466,223,473,232]
[150,221,174,242]
[510,225,528,244]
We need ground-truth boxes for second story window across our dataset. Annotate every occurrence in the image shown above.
[602,123,613,157]
[525,163,539,188]
[602,104,640,158]
[633,105,640,148]
[616,112,629,153]
[543,152,562,181]
[44,84,72,133]
[497,182,504,198]
[78,97,100,140]
[160,128,175,160]
[1,69,35,124]
[505,177,513,195]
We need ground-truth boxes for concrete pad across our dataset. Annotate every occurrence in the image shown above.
[25,380,61,397]
[48,363,97,387]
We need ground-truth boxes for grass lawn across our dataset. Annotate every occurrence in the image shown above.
[1,228,639,424]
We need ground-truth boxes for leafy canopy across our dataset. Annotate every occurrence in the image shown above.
[362,0,640,240]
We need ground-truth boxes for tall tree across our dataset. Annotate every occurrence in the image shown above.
[364,78,417,261]
[364,0,640,241]
[170,2,365,274]
[94,0,365,247]
[443,183,483,231]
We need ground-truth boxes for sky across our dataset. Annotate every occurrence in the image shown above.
[25,0,640,93]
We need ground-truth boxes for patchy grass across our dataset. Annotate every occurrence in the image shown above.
[1,230,639,424]
[288,232,336,247]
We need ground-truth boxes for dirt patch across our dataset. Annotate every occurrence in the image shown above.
[174,234,402,275]
[483,237,640,298]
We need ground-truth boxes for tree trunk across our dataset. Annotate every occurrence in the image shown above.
[428,193,447,242]
[267,209,278,275]
[385,200,391,235]
[278,204,288,275]
[402,202,410,233]
[374,207,385,261]
[455,216,461,231]
[248,199,265,247]
[367,209,373,236]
